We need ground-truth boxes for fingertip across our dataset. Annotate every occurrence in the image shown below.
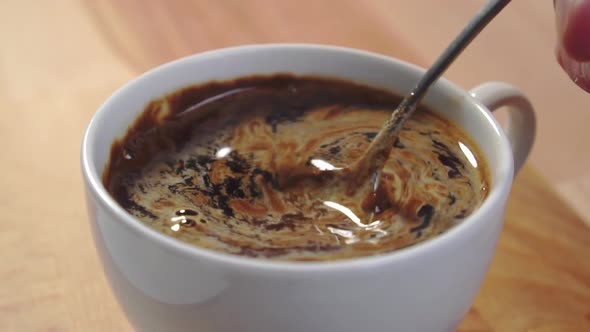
[562,0,590,61]
[557,47,590,92]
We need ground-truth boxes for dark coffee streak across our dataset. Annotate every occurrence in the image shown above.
[410,204,435,233]
[393,137,405,149]
[432,139,463,179]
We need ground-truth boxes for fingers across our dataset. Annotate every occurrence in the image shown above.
[555,0,590,91]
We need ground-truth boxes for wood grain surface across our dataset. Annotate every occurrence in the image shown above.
[0,0,589,331]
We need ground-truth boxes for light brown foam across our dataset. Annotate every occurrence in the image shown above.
[105,76,489,261]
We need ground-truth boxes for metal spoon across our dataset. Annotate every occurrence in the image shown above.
[347,0,512,187]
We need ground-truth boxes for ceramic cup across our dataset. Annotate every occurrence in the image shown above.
[81,44,535,332]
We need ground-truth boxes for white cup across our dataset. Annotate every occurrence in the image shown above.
[81,44,535,332]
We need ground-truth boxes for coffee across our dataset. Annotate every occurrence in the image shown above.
[104,75,489,261]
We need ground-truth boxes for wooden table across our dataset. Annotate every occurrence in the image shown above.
[1,1,589,331]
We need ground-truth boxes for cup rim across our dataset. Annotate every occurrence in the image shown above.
[81,43,514,274]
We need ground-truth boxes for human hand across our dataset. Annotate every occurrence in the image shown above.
[555,0,590,91]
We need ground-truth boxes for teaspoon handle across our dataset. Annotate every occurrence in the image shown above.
[385,0,511,138]
[351,0,511,184]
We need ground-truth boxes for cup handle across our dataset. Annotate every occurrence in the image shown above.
[469,82,536,175]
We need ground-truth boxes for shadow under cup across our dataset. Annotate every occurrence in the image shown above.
[82,44,518,332]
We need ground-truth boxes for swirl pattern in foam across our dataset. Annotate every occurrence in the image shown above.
[104,75,489,261]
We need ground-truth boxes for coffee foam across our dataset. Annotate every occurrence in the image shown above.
[105,76,488,261]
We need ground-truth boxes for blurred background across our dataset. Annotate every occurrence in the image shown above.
[1,0,589,331]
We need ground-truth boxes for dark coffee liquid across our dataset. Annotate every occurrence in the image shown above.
[104,75,489,261]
